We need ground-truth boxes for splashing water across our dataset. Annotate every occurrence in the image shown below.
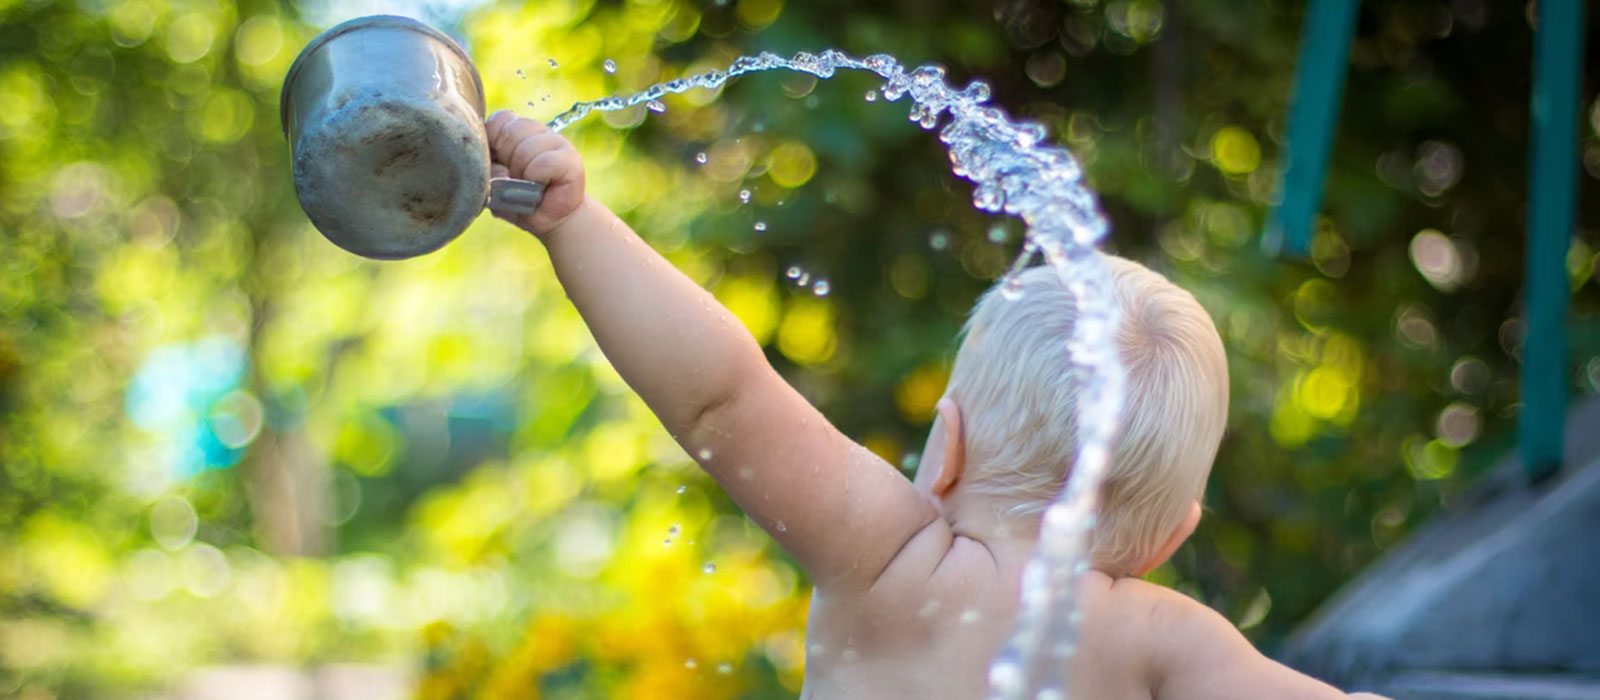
[546,50,1124,700]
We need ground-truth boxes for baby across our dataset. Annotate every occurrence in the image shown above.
[484,111,1387,700]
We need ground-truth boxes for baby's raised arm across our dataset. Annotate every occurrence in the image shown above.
[485,112,939,591]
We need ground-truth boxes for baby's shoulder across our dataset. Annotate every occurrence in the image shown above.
[1078,576,1218,665]
[1089,575,1209,622]
[1083,575,1263,687]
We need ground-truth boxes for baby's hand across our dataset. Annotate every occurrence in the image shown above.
[485,110,586,239]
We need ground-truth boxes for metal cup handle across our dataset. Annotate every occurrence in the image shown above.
[487,178,545,216]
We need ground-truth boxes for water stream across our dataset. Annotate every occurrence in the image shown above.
[547,50,1125,700]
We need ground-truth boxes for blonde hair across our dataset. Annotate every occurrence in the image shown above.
[945,254,1229,575]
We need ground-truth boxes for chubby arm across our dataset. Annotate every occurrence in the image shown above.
[485,112,938,591]
[1149,588,1390,700]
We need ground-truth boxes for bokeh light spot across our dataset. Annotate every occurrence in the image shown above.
[149,495,198,551]
[1409,229,1463,291]
[894,364,949,424]
[1209,126,1260,175]
[1435,402,1480,448]
[766,141,817,188]
[736,0,784,29]
[234,15,284,67]
[777,299,836,365]
[716,274,780,345]
[1404,436,1458,480]
[165,13,217,64]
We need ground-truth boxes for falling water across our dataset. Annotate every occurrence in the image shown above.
[547,50,1124,700]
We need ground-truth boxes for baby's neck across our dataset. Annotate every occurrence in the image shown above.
[939,487,1042,547]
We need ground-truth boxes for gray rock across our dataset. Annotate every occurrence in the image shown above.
[1283,398,1600,698]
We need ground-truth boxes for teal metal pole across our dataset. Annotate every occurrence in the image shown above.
[1519,0,1584,483]
[1265,0,1360,258]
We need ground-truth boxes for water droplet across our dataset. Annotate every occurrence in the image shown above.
[703,562,716,574]
[739,189,752,204]
[865,89,878,102]
[988,224,1008,243]
[647,99,666,113]
[685,658,698,669]
[676,485,687,494]
[796,272,810,287]
[695,152,708,164]
[1000,274,1026,300]
[716,662,732,674]
[668,523,681,536]
[776,521,787,532]
[785,266,802,279]
[697,447,713,460]
[515,69,526,79]
[547,58,558,68]
[753,221,766,232]
[812,280,830,296]
[663,538,672,546]
[929,231,949,250]
[603,58,617,73]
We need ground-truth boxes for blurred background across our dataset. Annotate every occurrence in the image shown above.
[1,0,1598,698]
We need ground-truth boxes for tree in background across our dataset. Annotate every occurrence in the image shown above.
[0,0,1595,697]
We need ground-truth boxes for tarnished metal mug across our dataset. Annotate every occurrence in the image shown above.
[280,15,543,260]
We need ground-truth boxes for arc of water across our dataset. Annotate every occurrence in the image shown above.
[549,50,1125,700]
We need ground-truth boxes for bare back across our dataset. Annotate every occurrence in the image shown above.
[799,518,1365,700]
[798,521,1155,700]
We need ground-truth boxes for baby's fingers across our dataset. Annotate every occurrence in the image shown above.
[486,112,550,166]
[483,111,586,235]
[521,148,582,191]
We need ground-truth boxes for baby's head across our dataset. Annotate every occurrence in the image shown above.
[921,254,1228,576]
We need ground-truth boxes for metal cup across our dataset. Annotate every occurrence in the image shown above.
[280,15,543,260]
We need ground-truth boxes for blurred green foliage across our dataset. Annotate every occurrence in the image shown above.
[1,0,1598,697]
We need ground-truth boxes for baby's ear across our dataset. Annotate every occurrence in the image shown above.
[1131,500,1201,577]
[930,398,965,497]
